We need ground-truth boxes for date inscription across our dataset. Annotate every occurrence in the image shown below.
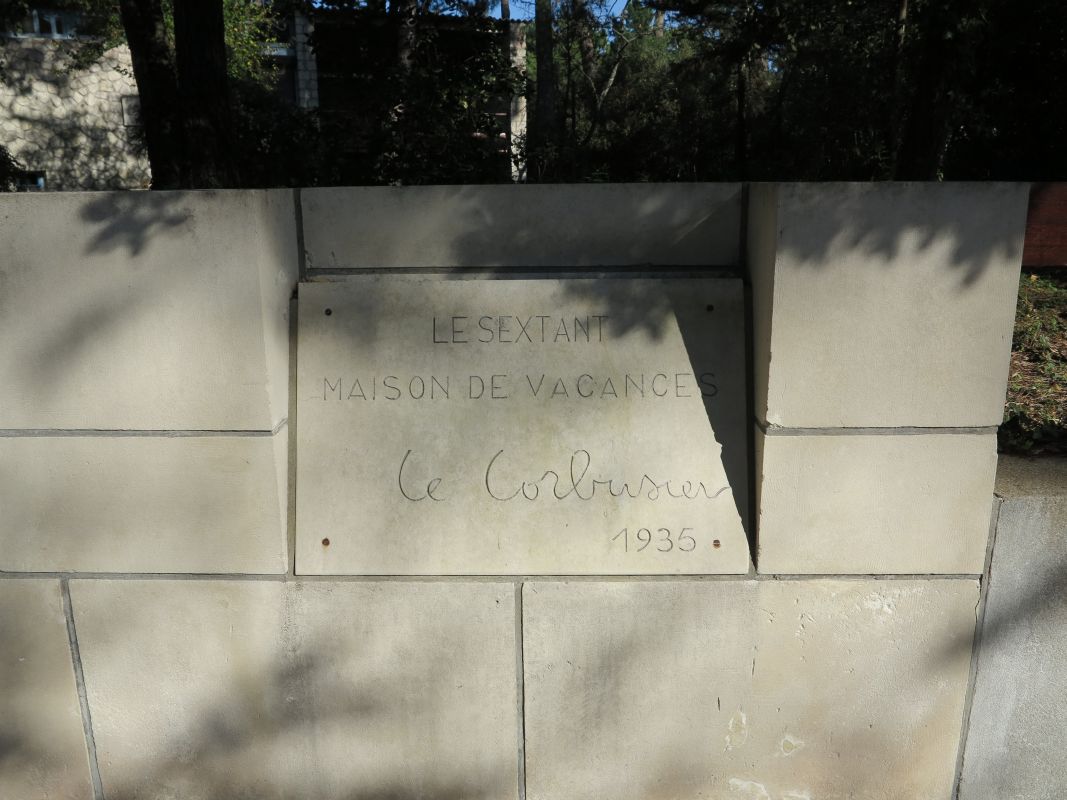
[611,526,697,553]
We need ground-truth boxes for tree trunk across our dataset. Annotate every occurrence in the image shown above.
[499,0,513,182]
[578,0,631,152]
[533,0,558,164]
[501,0,511,68]
[396,0,417,74]
[572,0,596,81]
[654,8,665,37]
[735,57,747,179]
[173,0,237,187]
[894,0,955,179]
[117,0,182,188]
[885,0,908,174]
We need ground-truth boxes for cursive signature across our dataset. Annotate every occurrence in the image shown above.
[484,448,730,502]
[394,447,729,502]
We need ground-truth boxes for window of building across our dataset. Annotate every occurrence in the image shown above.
[121,95,142,127]
[10,8,81,38]
[15,171,47,191]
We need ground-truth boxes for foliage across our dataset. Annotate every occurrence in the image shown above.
[525,0,1067,182]
[381,20,523,184]
[1001,273,1067,455]
[310,8,522,184]
[222,0,281,83]
[9,0,1067,188]
[55,0,280,84]
[0,144,22,191]
[230,81,329,187]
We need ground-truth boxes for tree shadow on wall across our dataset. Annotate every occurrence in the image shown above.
[747,182,1028,289]
[0,184,1046,799]
[520,580,980,800]
[69,581,518,800]
[435,182,1025,288]
[0,591,90,800]
[3,192,192,422]
[79,190,191,254]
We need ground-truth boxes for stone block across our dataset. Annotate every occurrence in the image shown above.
[748,183,1029,428]
[300,183,741,269]
[523,579,978,800]
[296,276,750,575]
[0,580,93,799]
[69,580,518,799]
[0,432,287,573]
[755,429,996,574]
[959,457,1067,799]
[992,453,1067,499]
[0,190,296,430]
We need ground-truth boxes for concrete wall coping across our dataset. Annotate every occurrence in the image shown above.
[995,455,1067,498]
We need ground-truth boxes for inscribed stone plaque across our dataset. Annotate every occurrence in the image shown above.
[296,276,748,574]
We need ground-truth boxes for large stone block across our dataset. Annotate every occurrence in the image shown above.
[0,433,287,573]
[0,580,93,799]
[523,579,978,800]
[959,457,1067,799]
[300,184,741,269]
[748,183,1028,428]
[755,430,996,574]
[69,579,518,800]
[296,276,750,575]
[0,190,296,430]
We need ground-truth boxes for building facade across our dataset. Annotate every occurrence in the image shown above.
[1,14,151,191]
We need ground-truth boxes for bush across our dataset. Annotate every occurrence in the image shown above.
[1000,271,1067,455]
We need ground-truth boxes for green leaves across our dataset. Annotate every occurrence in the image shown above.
[1000,273,1067,455]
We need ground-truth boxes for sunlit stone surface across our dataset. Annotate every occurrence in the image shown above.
[755,430,997,574]
[0,433,288,574]
[524,579,977,800]
[301,183,742,269]
[748,182,1028,428]
[70,580,518,800]
[0,580,93,800]
[0,190,295,431]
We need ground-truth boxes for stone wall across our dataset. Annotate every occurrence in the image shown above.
[0,39,150,190]
[0,184,1051,800]
[959,456,1067,800]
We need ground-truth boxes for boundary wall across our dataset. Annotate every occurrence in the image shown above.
[0,183,1050,800]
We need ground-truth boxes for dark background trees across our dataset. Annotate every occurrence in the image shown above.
[5,0,1066,187]
[310,5,521,185]
[93,0,521,187]
[526,0,1067,182]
